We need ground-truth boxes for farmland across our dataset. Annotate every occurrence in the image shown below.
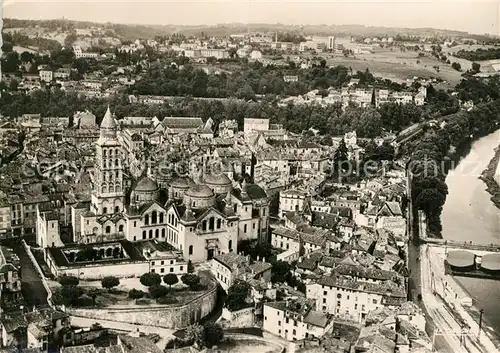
[322,49,463,88]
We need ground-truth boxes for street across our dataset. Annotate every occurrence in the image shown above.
[420,244,499,353]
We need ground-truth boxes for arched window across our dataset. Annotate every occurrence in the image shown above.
[234,204,237,213]
[189,245,193,255]
[110,149,114,156]
[202,220,207,231]
[116,185,121,193]
[102,186,108,193]
[142,231,146,239]
[105,226,111,234]
[103,207,108,214]
[103,149,107,157]
[228,240,233,251]
[115,206,120,213]
[217,219,222,229]
[155,229,159,238]
[106,248,112,257]
[145,214,149,225]
[152,211,157,224]
[209,217,215,231]
[162,228,166,237]
[159,213,164,223]
[149,230,153,238]
[115,159,119,167]
[175,219,178,227]
[118,224,124,232]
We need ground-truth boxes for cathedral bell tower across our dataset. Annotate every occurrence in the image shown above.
[91,106,125,215]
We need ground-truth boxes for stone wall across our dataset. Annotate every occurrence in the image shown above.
[220,307,255,328]
[68,281,218,329]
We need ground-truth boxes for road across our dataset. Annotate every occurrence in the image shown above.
[421,244,499,353]
[8,240,49,308]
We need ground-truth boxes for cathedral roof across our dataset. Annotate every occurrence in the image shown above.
[171,176,195,188]
[203,172,232,186]
[185,184,214,198]
[134,176,159,193]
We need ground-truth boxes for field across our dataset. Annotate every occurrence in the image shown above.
[322,49,464,88]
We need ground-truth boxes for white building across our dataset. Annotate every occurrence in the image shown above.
[263,298,334,341]
[39,69,53,82]
[279,189,308,218]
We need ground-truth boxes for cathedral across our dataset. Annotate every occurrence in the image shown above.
[38,107,270,263]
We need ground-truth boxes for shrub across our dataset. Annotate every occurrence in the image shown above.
[101,276,120,290]
[140,272,161,287]
[59,275,79,286]
[128,288,145,299]
[149,285,168,299]
[181,273,200,289]
[187,260,195,273]
[203,322,224,348]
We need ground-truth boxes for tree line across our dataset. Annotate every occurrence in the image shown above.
[453,47,500,61]
[409,98,500,235]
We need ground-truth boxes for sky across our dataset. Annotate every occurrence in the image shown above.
[3,0,500,35]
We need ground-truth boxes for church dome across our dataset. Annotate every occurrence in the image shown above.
[203,173,231,186]
[135,176,159,192]
[171,176,195,188]
[185,184,214,198]
[203,172,232,195]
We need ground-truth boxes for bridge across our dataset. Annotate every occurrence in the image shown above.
[420,237,500,253]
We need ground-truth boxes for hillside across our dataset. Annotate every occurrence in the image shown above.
[3,18,491,41]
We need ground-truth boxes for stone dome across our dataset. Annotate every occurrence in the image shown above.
[171,176,195,188]
[135,176,159,192]
[100,106,117,139]
[203,173,231,186]
[185,184,214,198]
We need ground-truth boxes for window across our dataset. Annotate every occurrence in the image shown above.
[264,316,267,321]
[209,217,215,231]
[278,321,281,325]
[170,260,174,264]
[292,329,296,335]
[149,230,153,238]
[134,221,137,227]
[323,298,326,303]
[145,214,149,225]
[323,291,327,296]
[105,226,111,233]
[151,269,155,273]
[152,211,157,224]
[155,229,159,238]
[118,225,124,232]
[244,224,247,233]
[159,213,164,223]
[142,231,146,239]
[161,261,164,265]
[170,268,174,272]
[228,240,232,251]
[217,219,222,229]
[285,318,289,324]
[337,294,342,299]
[103,207,108,214]
[162,228,166,237]
[115,206,119,213]
[161,268,165,273]
[189,245,193,255]
[373,299,377,304]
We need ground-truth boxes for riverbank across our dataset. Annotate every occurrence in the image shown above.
[480,145,500,210]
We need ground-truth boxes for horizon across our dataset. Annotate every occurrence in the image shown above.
[3,0,499,36]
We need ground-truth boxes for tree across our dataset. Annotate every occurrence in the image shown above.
[271,260,292,283]
[187,260,195,273]
[163,273,178,289]
[20,51,35,63]
[149,285,168,299]
[451,62,461,71]
[59,275,79,286]
[184,323,204,347]
[181,273,201,289]
[57,285,83,306]
[203,322,224,348]
[101,276,120,290]
[472,62,481,73]
[225,280,251,311]
[333,139,349,173]
[140,272,161,287]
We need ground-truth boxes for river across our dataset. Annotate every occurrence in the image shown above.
[441,128,500,333]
